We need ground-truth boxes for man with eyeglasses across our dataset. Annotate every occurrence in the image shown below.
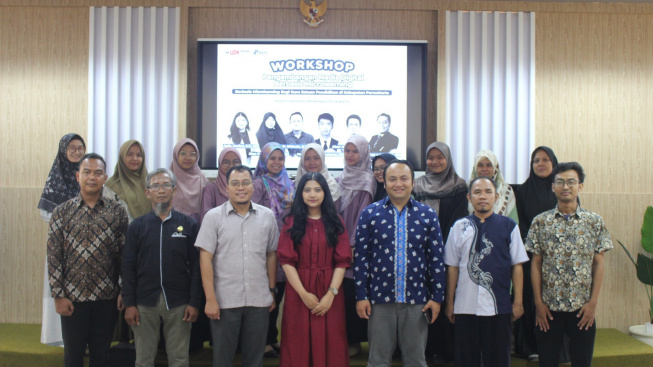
[525,162,612,367]
[195,165,279,367]
[121,168,201,367]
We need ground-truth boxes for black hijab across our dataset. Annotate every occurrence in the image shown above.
[255,112,286,148]
[37,133,86,213]
[372,153,397,202]
[516,146,559,238]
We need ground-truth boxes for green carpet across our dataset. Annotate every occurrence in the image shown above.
[2,323,652,366]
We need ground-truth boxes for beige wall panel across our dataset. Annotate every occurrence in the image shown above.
[0,6,88,188]
[186,7,438,142]
[0,188,50,323]
[535,12,653,194]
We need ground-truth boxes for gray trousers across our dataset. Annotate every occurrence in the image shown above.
[131,293,191,367]
[368,303,428,367]
[210,307,269,367]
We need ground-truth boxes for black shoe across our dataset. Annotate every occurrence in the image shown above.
[263,348,279,358]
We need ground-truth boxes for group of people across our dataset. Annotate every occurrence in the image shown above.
[39,132,611,367]
[226,111,400,163]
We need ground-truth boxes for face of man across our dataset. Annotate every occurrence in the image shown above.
[318,118,333,137]
[146,173,176,213]
[552,169,583,204]
[467,178,498,216]
[384,163,414,204]
[76,158,107,197]
[227,170,254,206]
[290,114,303,133]
[377,115,390,134]
[347,118,361,135]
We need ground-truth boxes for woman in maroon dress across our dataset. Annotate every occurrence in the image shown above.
[277,172,351,367]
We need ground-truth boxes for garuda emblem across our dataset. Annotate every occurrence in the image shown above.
[300,0,327,27]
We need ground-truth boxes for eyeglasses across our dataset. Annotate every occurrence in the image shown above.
[67,146,85,153]
[229,180,252,188]
[553,179,579,188]
[372,166,386,173]
[179,151,198,158]
[148,183,174,191]
[221,159,242,167]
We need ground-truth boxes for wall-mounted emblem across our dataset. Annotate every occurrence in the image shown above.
[300,0,327,27]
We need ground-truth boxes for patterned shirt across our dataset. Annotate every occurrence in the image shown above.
[354,197,445,304]
[525,205,613,312]
[47,195,128,302]
[445,214,528,315]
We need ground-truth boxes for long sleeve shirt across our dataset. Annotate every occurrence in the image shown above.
[47,195,128,302]
[354,197,446,305]
[121,210,202,310]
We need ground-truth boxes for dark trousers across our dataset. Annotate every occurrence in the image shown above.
[343,278,368,344]
[454,314,511,367]
[266,281,286,345]
[210,307,269,367]
[60,299,118,367]
[535,310,596,367]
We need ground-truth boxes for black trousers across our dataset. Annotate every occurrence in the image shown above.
[454,314,512,367]
[266,281,286,345]
[60,299,118,367]
[343,278,368,344]
[535,310,596,367]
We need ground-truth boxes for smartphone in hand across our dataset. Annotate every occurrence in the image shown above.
[423,309,433,324]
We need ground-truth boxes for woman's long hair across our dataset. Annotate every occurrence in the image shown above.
[228,112,250,143]
[285,172,344,248]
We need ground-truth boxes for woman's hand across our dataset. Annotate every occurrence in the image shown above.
[312,292,335,316]
[300,292,320,311]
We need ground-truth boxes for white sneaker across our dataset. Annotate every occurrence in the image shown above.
[528,354,539,361]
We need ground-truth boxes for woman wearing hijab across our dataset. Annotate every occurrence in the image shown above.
[38,133,86,346]
[336,135,376,357]
[170,138,209,222]
[252,142,295,357]
[413,142,467,364]
[467,150,518,222]
[200,148,242,223]
[256,112,287,149]
[228,112,253,164]
[103,140,150,223]
[514,146,567,362]
[295,143,341,203]
[371,153,397,202]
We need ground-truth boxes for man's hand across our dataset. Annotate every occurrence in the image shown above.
[269,297,276,313]
[300,292,320,311]
[54,297,74,316]
[445,301,455,323]
[183,305,199,323]
[422,300,441,324]
[312,292,334,316]
[512,302,524,321]
[535,300,553,331]
[117,294,125,311]
[124,306,140,326]
[577,301,597,330]
[205,298,220,320]
[356,300,371,319]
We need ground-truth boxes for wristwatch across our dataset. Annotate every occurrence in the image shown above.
[269,287,278,294]
[328,287,338,295]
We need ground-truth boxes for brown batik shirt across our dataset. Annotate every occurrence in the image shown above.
[47,194,128,302]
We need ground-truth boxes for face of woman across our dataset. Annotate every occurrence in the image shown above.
[426,148,447,174]
[266,149,285,175]
[235,115,248,131]
[373,158,387,183]
[125,144,144,172]
[344,143,361,166]
[265,116,276,129]
[66,139,86,163]
[219,151,241,176]
[532,150,553,178]
[476,158,494,178]
[303,149,322,173]
[177,143,197,170]
[302,180,324,210]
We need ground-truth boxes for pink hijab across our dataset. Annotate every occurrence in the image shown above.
[170,138,209,218]
[215,147,242,199]
[336,135,376,211]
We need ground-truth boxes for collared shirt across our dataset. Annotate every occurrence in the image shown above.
[525,205,613,312]
[195,201,279,309]
[121,210,201,310]
[354,197,445,305]
[47,194,128,302]
[445,213,528,316]
[284,131,315,156]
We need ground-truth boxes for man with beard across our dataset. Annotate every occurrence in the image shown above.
[121,168,201,367]
[444,177,528,367]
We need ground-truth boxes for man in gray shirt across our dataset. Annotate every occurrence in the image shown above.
[195,165,279,367]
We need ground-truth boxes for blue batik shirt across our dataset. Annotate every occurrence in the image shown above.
[354,197,446,304]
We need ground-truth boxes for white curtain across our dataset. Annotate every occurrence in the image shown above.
[88,7,180,175]
[446,11,535,184]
